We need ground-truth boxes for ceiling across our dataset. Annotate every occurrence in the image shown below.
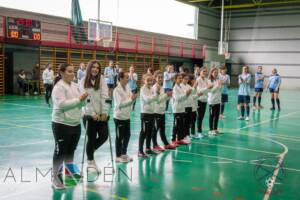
[177,0,300,10]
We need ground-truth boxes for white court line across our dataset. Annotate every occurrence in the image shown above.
[192,141,279,155]
[234,111,300,200]
[1,102,51,110]
[212,161,233,164]
[173,159,192,163]
[238,110,300,130]
[0,121,51,133]
[0,108,30,112]
[0,140,50,148]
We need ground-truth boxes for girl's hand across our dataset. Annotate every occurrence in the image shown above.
[80,92,89,101]
[99,114,108,121]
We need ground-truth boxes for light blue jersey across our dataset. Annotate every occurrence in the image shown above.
[163,72,176,89]
[128,73,138,91]
[219,74,230,94]
[77,68,86,82]
[255,72,264,89]
[269,74,281,90]
[104,66,116,85]
[238,73,251,96]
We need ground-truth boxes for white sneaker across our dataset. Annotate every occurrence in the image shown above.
[238,116,244,120]
[52,175,65,190]
[245,117,250,121]
[87,160,98,170]
[208,130,216,136]
[121,155,133,162]
[116,156,128,163]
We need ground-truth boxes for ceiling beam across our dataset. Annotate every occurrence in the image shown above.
[212,0,300,9]
[189,0,211,3]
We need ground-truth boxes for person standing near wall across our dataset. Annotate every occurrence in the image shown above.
[237,66,251,121]
[104,60,117,98]
[163,64,176,111]
[128,65,138,111]
[77,62,86,83]
[253,66,265,110]
[42,63,54,106]
[268,68,281,111]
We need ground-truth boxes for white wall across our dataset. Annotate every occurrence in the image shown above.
[228,6,300,89]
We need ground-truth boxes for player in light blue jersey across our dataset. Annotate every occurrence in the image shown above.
[128,65,138,110]
[268,68,281,111]
[253,66,265,110]
[219,66,230,119]
[163,64,176,111]
[237,66,251,121]
[104,60,117,98]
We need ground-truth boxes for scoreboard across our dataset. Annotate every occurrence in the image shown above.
[6,17,41,41]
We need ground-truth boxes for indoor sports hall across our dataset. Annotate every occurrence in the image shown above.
[0,0,300,200]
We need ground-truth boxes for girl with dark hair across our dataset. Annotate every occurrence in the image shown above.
[139,74,159,157]
[80,60,110,171]
[172,73,192,145]
[196,67,212,138]
[51,63,88,189]
[42,63,54,106]
[207,68,223,136]
[113,71,138,162]
[152,70,175,150]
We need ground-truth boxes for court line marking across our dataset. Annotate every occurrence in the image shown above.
[1,102,51,110]
[212,161,233,164]
[0,121,51,133]
[192,141,279,155]
[0,140,50,148]
[0,108,30,112]
[238,110,300,130]
[235,111,300,200]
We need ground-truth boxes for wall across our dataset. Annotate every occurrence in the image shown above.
[228,6,300,89]
[12,49,39,93]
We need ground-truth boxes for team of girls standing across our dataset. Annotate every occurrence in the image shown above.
[50,61,283,189]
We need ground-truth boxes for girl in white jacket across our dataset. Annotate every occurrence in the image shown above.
[172,73,192,145]
[113,71,138,162]
[139,74,159,157]
[207,68,223,136]
[80,60,110,170]
[51,63,88,190]
[152,70,175,151]
[196,67,212,137]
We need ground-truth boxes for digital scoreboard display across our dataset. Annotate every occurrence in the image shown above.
[6,17,41,41]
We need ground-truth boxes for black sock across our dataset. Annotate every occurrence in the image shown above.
[271,98,275,108]
[246,106,250,117]
[241,106,245,117]
[276,98,280,109]
[258,97,262,106]
[253,96,257,106]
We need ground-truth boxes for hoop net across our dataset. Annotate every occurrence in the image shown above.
[88,19,112,42]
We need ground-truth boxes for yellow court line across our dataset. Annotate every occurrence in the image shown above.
[192,141,279,155]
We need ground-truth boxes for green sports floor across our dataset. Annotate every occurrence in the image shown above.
[0,90,300,200]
